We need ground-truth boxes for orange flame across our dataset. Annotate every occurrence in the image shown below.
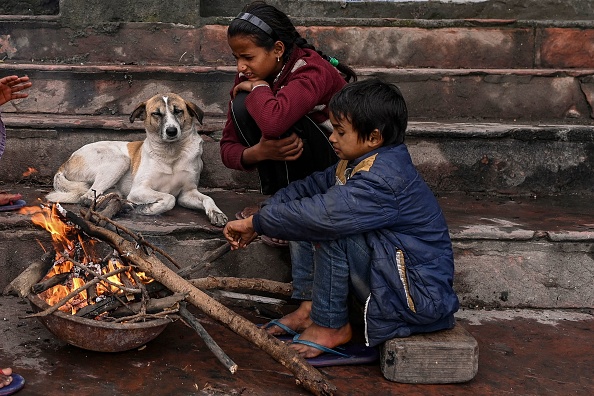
[22,167,38,177]
[27,203,152,315]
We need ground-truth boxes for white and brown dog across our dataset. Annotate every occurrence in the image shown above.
[45,93,228,227]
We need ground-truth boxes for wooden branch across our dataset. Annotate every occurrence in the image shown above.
[3,249,56,297]
[109,293,186,318]
[81,215,337,396]
[179,302,238,374]
[88,209,182,269]
[176,242,230,279]
[188,276,292,297]
[31,272,71,294]
[113,309,179,324]
[75,295,121,318]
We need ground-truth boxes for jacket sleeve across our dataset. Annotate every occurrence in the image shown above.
[245,62,335,139]
[253,169,402,241]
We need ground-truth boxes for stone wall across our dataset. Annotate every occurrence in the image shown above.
[2,0,594,21]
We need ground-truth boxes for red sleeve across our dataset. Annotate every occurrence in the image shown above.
[244,61,337,139]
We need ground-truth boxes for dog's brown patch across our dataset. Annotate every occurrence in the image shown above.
[127,141,143,175]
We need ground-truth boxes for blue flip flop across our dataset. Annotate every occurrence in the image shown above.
[264,319,299,336]
[0,373,25,396]
[0,200,26,212]
[258,319,299,341]
[292,334,379,367]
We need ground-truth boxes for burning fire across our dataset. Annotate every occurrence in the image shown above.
[23,204,152,315]
[22,167,38,177]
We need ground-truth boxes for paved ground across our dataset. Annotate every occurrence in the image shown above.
[1,183,593,395]
[0,294,593,396]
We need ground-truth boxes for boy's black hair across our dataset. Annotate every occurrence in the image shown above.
[329,78,408,145]
[228,1,357,82]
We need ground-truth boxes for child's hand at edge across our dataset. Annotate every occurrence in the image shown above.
[0,75,32,107]
[223,216,258,250]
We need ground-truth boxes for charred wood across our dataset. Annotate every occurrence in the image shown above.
[75,295,122,318]
[31,272,71,295]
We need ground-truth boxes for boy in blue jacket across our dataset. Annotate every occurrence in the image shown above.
[224,78,459,358]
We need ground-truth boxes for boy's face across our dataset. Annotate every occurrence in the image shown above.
[329,113,382,161]
[228,34,283,82]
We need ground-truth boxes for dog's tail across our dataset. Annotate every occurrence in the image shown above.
[45,172,89,203]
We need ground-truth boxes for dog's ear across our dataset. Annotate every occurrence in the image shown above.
[130,102,147,123]
[185,100,205,125]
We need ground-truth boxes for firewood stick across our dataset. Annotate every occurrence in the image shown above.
[80,211,337,396]
[176,243,230,278]
[75,295,121,318]
[3,249,56,297]
[178,302,238,374]
[109,293,186,318]
[31,272,71,294]
[188,276,292,297]
[24,267,131,318]
[88,209,182,269]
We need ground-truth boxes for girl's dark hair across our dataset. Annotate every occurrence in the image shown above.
[329,78,408,146]
[228,1,357,82]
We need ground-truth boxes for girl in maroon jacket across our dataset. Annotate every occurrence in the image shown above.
[220,1,357,230]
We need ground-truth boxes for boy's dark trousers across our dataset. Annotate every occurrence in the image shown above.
[232,91,338,195]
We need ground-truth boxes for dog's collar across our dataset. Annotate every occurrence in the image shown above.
[235,12,278,41]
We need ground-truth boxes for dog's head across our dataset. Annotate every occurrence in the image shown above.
[129,93,205,142]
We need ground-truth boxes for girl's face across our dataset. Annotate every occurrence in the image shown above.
[329,112,383,161]
[228,35,284,82]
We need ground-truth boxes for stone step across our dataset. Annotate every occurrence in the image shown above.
[1,186,593,309]
[3,0,594,21]
[2,17,593,69]
[2,113,593,196]
[0,63,592,124]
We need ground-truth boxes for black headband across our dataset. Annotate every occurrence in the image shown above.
[235,12,278,40]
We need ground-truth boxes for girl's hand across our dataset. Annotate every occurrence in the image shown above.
[223,217,258,250]
[242,133,304,165]
[232,80,269,98]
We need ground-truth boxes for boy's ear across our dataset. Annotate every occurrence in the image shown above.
[368,129,384,148]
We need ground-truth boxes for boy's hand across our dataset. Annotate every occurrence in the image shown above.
[223,216,258,250]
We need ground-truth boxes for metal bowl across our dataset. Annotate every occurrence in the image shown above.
[28,294,171,352]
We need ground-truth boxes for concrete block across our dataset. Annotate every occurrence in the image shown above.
[380,322,479,384]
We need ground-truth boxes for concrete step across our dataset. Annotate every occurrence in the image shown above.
[3,0,594,21]
[2,114,593,196]
[1,63,593,124]
[2,18,594,69]
[1,186,593,309]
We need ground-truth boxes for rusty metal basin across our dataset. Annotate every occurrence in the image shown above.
[28,294,172,353]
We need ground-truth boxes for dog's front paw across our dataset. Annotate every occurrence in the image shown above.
[80,193,96,207]
[208,210,228,227]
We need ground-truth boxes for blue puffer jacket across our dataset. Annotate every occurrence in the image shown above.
[252,144,459,347]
